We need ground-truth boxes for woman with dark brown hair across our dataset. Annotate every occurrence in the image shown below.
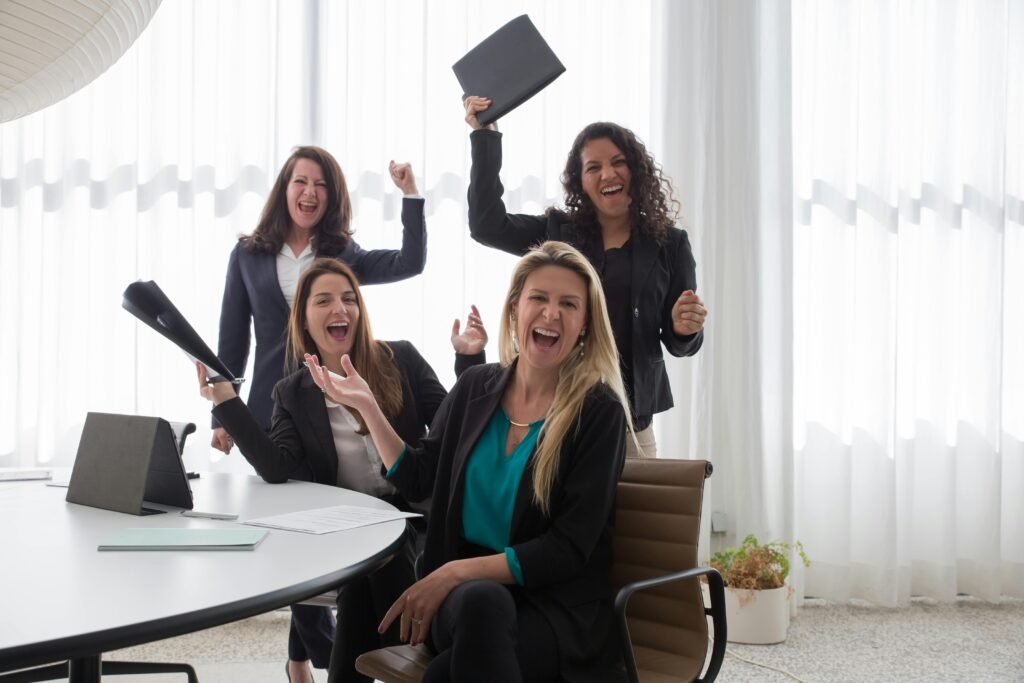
[201,259,486,683]
[463,99,709,458]
[214,146,427,452]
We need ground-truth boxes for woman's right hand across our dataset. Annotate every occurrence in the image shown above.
[196,362,238,405]
[463,96,497,131]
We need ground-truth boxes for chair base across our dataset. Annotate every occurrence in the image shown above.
[0,660,198,683]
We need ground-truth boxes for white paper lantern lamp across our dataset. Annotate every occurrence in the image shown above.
[0,0,162,123]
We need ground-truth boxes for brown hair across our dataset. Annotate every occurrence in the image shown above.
[552,122,679,243]
[287,259,403,428]
[243,146,353,255]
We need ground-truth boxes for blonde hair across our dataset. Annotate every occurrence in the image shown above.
[287,259,403,429]
[498,241,634,515]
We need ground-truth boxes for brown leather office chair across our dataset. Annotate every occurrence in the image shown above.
[354,458,726,683]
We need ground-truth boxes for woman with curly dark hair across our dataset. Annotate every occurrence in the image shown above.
[463,97,708,457]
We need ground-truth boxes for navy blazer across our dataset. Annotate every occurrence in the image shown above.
[216,197,427,429]
[468,130,703,421]
[387,362,628,682]
[211,341,482,493]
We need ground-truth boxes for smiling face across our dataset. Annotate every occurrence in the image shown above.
[580,137,632,226]
[512,265,588,373]
[286,158,329,233]
[304,272,360,359]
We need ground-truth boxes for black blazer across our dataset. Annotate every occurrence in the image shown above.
[211,341,476,494]
[387,362,627,682]
[468,129,703,420]
[216,197,428,429]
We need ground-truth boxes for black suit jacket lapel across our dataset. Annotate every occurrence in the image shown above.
[253,247,291,317]
[298,373,340,485]
[444,363,515,543]
[630,231,658,310]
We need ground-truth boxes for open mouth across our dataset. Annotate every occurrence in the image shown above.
[297,200,319,215]
[326,322,349,342]
[600,184,624,197]
[531,327,560,349]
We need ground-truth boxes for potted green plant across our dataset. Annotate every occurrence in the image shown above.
[710,534,810,644]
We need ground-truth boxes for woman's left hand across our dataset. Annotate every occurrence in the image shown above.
[450,304,488,355]
[305,353,375,412]
[379,565,460,646]
[671,290,708,336]
[389,160,418,195]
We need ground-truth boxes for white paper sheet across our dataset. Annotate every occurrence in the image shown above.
[242,504,421,535]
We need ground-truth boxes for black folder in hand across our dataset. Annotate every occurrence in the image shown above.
[122,280,241,384]
[452,15,566,126]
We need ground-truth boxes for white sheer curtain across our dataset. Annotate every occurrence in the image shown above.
[652,1,796,576]
[791,0,1024,603]
[0,1,663,474]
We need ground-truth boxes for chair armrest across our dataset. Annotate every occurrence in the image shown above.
[614,566,727,683]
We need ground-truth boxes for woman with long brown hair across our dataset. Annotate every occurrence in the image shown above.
[200,259,485,683]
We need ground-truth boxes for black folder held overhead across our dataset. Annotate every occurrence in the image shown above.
[122,280,241,384]
[452,15,566,126]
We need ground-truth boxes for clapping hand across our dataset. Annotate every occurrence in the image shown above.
[389,161,418,195]
[451,304,488,355]
[671,290,708,337]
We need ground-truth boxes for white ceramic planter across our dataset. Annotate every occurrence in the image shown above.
[723,585,791,644]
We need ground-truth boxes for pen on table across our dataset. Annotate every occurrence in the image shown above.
[181,510,239,521]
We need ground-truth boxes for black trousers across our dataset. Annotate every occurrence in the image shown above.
[423,580,560,683]
[288,525,418,678]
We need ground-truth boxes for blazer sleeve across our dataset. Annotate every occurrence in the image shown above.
[213,243,252,427]
[347,197,427,285]
[210,387,312,484]
[660,229,705,357]
[468,129,550,256]
[454,351,486,379]
[510,387,626,588]
[393,341,449,429]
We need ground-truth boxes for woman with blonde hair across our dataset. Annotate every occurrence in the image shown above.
[306,241,633,682]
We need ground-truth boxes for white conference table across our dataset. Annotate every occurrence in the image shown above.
[0,472,407,681]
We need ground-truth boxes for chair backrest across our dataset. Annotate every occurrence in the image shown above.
[611,458,711,682]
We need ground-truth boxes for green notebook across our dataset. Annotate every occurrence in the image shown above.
[98,528,268,551]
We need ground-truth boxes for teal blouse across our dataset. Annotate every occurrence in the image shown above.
[387,407,542,585]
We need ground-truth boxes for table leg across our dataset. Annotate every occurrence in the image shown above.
[68,656,100,683]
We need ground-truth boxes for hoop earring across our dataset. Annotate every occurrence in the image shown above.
[512,330,520,354]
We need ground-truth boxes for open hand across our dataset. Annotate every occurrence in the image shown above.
[451,304,487,355]
[671,290,708,336]
[305,353,375,412]
[379,567,459,646]
[463,96,497,131]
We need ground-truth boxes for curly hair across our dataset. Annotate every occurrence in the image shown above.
[554,122,679,243]
[243,146,353,255]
